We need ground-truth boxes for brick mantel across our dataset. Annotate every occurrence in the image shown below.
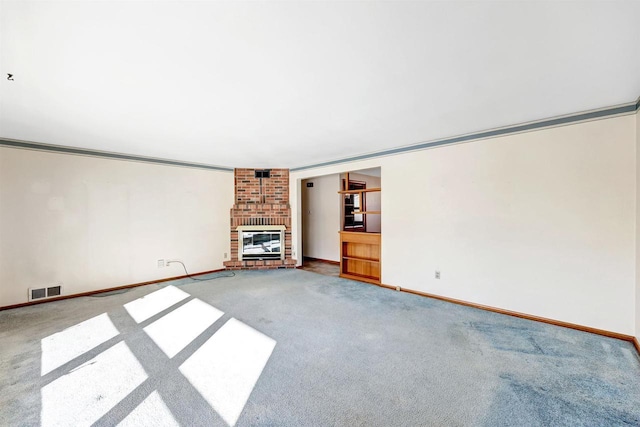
[223,169,296,270]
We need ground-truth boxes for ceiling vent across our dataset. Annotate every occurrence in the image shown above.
[28,284,63,301]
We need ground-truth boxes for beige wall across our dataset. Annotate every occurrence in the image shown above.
[291,114,637,335]
[2,111,638,337]
[0,148,233,306]
[636,106,640,341]
[302,174,341,261]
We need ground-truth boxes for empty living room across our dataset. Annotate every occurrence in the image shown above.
[1,1,640,426]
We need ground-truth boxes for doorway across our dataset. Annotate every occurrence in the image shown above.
[300,167,381,282]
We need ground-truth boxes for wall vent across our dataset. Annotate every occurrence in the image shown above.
[254,169,271,178]
[29,288,46,300]
[28,284,63,301]
[47,285,62,297]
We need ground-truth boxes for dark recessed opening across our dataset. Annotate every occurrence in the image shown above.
[47,286,61,297]
[31,288,46,299]
[255,169,271,178]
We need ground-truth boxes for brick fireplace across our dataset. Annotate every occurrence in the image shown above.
[223,168,297,270]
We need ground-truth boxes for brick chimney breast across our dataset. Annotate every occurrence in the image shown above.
[224,169,296,270]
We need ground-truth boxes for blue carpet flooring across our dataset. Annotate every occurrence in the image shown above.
[1,269,639,426]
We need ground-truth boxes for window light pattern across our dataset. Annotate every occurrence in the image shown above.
[40,285,276,427]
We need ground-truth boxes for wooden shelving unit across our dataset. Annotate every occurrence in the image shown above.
[338,187,382,194]
[339,231,381,284]
[352,211,381,215]
[339,172,382,284]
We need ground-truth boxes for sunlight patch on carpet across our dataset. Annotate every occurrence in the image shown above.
[41,341,148,427]
[124,285,189,323]
[180,318,276,426]
[144,298,224,358]
[117,390,179,427]
[41,313,119,376]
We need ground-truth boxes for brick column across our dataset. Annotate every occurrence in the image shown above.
[223,169,297,270]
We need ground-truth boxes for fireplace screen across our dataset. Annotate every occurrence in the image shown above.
[240,231,283,260]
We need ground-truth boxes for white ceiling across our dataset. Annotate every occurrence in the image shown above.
[1,1,639,169]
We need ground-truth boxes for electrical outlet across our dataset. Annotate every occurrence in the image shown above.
[435,270,440,279]
[224,252,228,259]
[158,259,165,268]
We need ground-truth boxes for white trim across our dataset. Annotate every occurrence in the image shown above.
[236,225,286,232]
[237,227,285,261]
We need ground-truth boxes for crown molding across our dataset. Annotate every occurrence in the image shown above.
[291,98,640,172]
[0,138,233,172]
[2,96,638,173]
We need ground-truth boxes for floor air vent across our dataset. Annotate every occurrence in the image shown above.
[28,284,63,301]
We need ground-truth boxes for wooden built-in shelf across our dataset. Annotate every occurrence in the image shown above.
[338,187,381,194]
[340,231,381,284]
[338,172,382,285]
[341,255,380,263]
[339,271,381,285]
[352,211,381,215]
